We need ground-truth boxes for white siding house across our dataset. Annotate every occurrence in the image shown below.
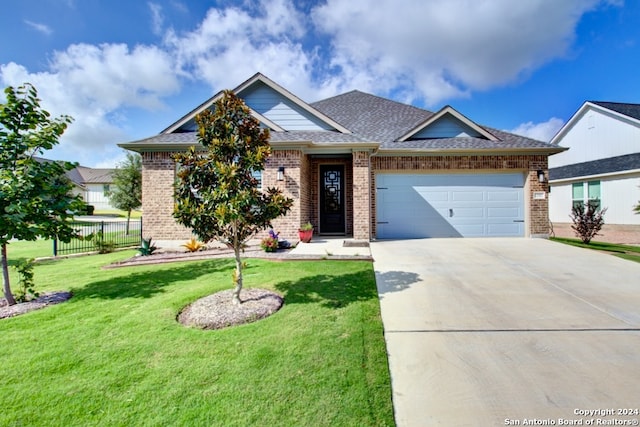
[66,166,116,211]
[549,101,640,228]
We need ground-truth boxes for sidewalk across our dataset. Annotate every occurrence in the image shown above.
[287,237,371,257]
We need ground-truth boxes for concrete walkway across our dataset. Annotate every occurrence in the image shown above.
[371,238,640,426]
[287,237,371,257]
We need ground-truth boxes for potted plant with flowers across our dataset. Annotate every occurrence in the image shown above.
[260,229,280,252]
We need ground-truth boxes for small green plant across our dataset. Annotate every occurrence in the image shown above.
[13,259,38,303]
[182,238,205,252]
[570,201,607,244]
[299,222,313,231]
[85,231,115,254]
[138,237,157,256]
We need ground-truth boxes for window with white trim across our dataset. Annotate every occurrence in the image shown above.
[572,180,601,209]
[251,170,263,190]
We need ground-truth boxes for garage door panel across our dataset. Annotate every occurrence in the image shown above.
[376,173,524,238]
[487,191,521,202]
[487,223,522,235]
[455,224,485,236]
[452,190,484,202]
[416,189,449,202]
[488,207,521,218]
[453,207,484,218]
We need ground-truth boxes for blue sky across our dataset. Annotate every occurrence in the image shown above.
[1,0,638,168]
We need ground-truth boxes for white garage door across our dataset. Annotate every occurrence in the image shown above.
[376,173,525,238]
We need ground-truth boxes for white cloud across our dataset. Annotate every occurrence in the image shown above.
[148,2,164,36]
[0,42,180,166]
[510,117,565,142]
[93,151,129,169]
[311,0,606,105]
[164,0,345,101]
[24,20,52,36]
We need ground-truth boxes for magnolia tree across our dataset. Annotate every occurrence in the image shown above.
[0,83,84,305]
[173,90,293,305]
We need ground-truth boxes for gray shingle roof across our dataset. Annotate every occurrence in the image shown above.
[269,130,369,143]
[381,136,554,151]
[121,84,561,153]
[549,153,640,180]
[311,90,433,143]
[34,157,113,185]
[75,167,114,183]
[311,90,559,151]
[124,130,370,147]
[591,101,640,121]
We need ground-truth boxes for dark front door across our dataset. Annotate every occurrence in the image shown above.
[320,165,345,234]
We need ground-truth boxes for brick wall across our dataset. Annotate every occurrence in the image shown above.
[370,154,550,238]
[141,152,192,241]
[267,149,303,241]
[352,151,371,240]
[142,150,551,243]
[527,158,549,237]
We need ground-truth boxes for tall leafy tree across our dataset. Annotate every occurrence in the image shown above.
[0,83,84,305]
[173,90,293,305]
[106,152,142,234]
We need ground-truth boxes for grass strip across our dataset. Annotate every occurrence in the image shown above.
[551,237,640,263]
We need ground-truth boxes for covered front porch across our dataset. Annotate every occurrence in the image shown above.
[267,149,372,242]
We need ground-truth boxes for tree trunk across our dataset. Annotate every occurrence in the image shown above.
[232,245,243,305]
[231,220,243,305]
[1,243,17,306]
[126,209,131,235]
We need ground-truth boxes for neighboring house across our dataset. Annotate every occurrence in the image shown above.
[34,157,115,211]
[66,165,115,211]
[549,101,640,234]
[120,73,562,245]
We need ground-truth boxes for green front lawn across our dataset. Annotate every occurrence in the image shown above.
[0,250,394,426]
[550,237,640,263]
[5,239,54,263]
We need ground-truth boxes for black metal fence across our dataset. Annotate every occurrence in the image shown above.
[53,218,142,256]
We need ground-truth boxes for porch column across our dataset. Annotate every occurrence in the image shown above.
[352,150,371,240]
[527,159,550,238]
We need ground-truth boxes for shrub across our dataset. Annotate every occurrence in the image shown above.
[570,201,607,244]
[182,238,205,252]
[85,231,115,254]
[138,237,157,256]
[13,259,38,303]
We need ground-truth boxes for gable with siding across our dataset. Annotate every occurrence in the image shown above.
[410,114,483,139]
[241,82,335,131]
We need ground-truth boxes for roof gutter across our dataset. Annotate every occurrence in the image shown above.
[376,147,567,156]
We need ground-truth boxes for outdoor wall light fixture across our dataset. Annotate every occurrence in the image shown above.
[537,169,546,183]
[277,166,285,181]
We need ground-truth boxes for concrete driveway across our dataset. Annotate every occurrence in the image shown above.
[371,238,640,427]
